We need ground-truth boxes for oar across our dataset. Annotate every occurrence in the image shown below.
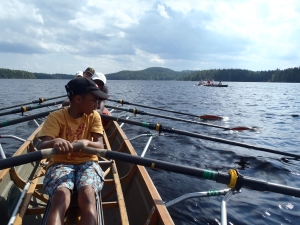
[105,105,253,131]
[0,101,63,117]
[0,95,67,111]
[107,99,224,120]
[0,109,59,128]
[100,114,299,159]
[0,144,299,198]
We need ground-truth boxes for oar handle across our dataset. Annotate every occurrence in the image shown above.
[0,143,84,170]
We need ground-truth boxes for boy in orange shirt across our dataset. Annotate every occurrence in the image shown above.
[37,77,109,225]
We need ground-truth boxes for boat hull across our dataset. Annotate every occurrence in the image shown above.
[0,117,174,224]
[196,84,228,87]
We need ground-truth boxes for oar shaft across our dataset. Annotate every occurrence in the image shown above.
[106,105,230,130]
[0,95,67,111]
[107,99,201,118]
[84,147,300,198]
[100,114,299,159]
[0,109,58,128]
[0,100,63,116]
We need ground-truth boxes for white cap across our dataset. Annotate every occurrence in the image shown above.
[75,71,83,77]
[92,72,106,84]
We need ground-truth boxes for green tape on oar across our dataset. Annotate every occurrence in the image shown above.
[0,121,8,128]
[203,170,217,180]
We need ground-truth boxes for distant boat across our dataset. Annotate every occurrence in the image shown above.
[195,83,228,87]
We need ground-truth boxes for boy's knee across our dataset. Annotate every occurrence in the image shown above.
[52,188,71,207]
[78,186,96,206]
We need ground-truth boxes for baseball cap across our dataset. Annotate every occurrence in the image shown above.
[75,71,83,77]
[84,67,95,76]
[92,72,107,85]
[65,77,109,99]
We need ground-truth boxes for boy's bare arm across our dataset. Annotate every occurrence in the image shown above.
[37,136,73,154]
[74,133,104,149]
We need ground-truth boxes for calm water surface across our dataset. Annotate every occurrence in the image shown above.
[0,79,299,224]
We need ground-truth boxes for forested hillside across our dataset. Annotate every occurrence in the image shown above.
[106,67,193,80]
[182,68,300,82]
[0,68,72,79]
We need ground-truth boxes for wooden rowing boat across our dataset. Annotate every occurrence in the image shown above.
[0,115,174,224]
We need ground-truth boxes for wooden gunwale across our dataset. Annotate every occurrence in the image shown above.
[102,126,129,224]
[107,120,174,224]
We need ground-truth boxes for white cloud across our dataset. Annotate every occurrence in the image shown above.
[135,48,165,64]
[0,0,44,24]
[157,4,170,18]
[0,0,299,74]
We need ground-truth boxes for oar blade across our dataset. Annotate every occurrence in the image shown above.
[230,126,252,131]
[199,115,223,121]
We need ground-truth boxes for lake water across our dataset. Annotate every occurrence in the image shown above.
[0,79,300,224]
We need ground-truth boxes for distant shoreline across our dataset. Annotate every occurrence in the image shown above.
[1,66,300,82]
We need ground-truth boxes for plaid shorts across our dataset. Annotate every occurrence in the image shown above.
[43,161,104,196]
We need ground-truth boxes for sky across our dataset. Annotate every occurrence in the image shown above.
[0,0,300,75]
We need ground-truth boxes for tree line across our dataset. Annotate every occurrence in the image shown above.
[1,66,300,82]
[182,68,300,82]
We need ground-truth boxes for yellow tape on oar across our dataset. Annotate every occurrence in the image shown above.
[132,108,137,116]
[227,169,238,188]
[155,123,162,134]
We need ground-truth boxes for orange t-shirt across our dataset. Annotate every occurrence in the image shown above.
[38,108,104,166]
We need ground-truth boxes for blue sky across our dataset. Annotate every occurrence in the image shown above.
[0,0,300,75]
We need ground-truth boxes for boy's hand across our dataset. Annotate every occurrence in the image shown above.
[53,138,73,154]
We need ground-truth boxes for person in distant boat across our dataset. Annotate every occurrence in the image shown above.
[92,72,110,126]
[218,81,222,85]
[207,80,211,85]
[62,67,95,107]
[83,67,95,79]
[37,78,109,225]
